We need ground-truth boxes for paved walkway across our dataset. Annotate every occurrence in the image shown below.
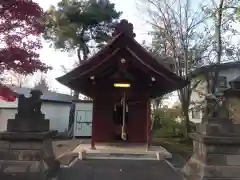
[54,140,184,179]
[58,159,183,180]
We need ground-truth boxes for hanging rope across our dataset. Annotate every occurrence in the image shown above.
[121,92,127,140]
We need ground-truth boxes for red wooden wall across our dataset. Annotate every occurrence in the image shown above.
[92,89,151,143]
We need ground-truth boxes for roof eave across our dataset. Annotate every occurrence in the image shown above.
[188,61,240,78]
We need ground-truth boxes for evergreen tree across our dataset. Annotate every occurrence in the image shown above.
[43,0,121,62]
[43,0,121,136]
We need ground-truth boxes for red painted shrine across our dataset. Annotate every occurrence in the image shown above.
[57,20,188,148]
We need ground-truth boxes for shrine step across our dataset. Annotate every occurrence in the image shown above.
[79,151,172,160]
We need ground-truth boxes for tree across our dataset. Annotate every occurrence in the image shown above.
[152,106,184,137]
[0,0,51,100]
[137,0,211,138]
[142,41,174,111]
[238,7,240,17]
[34,76,50,92]
[138,0,240,138]
[0,0,50,75]
[44,0,121,100]
[43,0,121,63]
[44,0,121,136]
[6,71,30,87]
[60,65,75,96]
[201,0,240,93]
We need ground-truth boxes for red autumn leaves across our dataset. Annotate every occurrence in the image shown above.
[0,84,16,102]
[0,0,51,74]
[0,0,52,101]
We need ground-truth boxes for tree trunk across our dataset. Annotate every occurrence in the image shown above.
[77,48,81,62]
[68,43,88,137]
[182,103,190,139]
[212,0,224,94]
[73,91,79,99]
[216,0,224,64]
[68,48,81,137]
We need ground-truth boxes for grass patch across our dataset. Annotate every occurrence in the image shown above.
[151,137,193,161]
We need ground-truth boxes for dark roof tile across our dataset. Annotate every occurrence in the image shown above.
[7,85,74,103]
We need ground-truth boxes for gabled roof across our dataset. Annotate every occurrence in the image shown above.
[6,85,75,103]
[230,76,240,82]
[57,24,188,98]
[188,61,240,79]
[58,33,185,84]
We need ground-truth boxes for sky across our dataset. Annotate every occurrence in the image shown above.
[15,0,240,106]
[31,0,152,95]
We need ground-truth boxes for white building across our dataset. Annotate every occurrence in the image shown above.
[73,100,93,137]
[189,61,240,123]
[0,86,75,133]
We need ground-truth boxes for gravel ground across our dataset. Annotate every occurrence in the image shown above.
[58,159,183,180]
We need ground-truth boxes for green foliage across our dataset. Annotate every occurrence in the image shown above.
[152,137,193,161]
[152,107,184,138]
[43,0,121,60]
[238,7,240,19]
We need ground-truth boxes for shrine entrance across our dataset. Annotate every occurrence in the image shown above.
[112,90,145,142]
[113,92,129,141]
[56,19,188,149]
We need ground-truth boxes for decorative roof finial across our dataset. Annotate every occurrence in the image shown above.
[112,19,136,38]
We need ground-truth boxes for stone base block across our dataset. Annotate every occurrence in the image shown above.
[7,119,50,132]
[15,113,46,121]
[0,160,45,172]
[0,131,59,179]
[184,133,240,180]
[196,118,240,137]
[0,173,46,180]
[197,123,235,136]
[184,156,240,180]
[0,131,57,141]
[0,160,47,180]
[183,157,204,180]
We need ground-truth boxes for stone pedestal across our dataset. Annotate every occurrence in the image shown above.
[0,131,59,179]
[7,113,49,132]
[7,119,50,132]
[0,89,61,179]
[183,117,240,180]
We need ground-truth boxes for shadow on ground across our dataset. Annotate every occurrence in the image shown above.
[167,154,186,169]
[58,159,183,180]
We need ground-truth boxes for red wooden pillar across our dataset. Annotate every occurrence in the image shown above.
[146,99,150,149]
[91,98,96,150]
[148,100,152,148]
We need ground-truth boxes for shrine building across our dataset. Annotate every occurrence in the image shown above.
[57,20,188,149]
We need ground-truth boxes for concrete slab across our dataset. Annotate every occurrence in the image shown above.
[73,143,172,160]
[57,159,183,180]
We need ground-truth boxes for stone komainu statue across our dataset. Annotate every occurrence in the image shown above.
[203,94,229,121]
[17,89,43,117]
[203,94,219,119]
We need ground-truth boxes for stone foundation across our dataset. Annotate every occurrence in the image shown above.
[0,131,59,179]
[183,119,240,180]
[7,118,49,132]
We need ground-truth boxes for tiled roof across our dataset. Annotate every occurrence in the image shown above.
[188,61,240,78]
[7,85,74,103]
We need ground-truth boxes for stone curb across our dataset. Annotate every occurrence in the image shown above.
[60,157,79,168]
[78,150,173,161]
